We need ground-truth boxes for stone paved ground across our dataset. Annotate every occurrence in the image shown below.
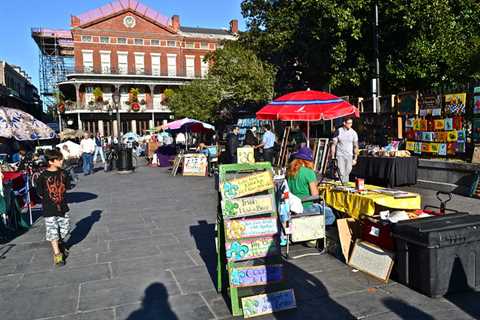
[0,164,479,320]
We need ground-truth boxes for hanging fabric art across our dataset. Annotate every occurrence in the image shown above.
[405,118,414,128]
[427,119,434,131]
[413,119,421,131]
[453,116,463,130]
[437,131,448,142]
[431,143,439,154]
[447,143,456,155]
[438,144,447,156]
[422,132,434,142]
[434,119,445,130]
[456,142,466,153]
[445,93,466,114]
[420,119,428,131]
[447,131,458,142]
[432,108,442,116]
[405,130,415,140]
[457,130,466,141]
[414,142,422,154]
[421,143,432,153]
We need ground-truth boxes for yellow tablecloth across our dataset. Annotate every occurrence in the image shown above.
[319,183,421,219]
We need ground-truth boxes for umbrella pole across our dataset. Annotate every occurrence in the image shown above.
[307,121,310,148]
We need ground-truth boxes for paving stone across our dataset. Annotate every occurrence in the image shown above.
[78,272,180,311]
[0,273,22,291]
[18,263,110,290]
[0,284,77,320]
[47,308,115,320]
[200,290,232,319]
[111,251,193,277]
[170,265,216,294]
[115,293,214,320]
[97,242,161,263]
[0,260,19,276]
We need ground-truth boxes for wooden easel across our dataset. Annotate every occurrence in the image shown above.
[170,150,184,176]
[275,127,291,168]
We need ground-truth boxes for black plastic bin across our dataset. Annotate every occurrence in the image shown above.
[116,147,134,171]
[392,213,480,298]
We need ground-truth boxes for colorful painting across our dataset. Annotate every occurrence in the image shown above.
[431,143,439,154]
[222,195,275,219]
[438,144,447,156]
[447,143,457,155]
[420,119,428,131]
[421,143,432,153]
[405,118,414,128]
[453,116,463,130]
[237,147,255,164]
[445,93,466,114]
[473,118,480,142]
[413,119,421,131]
[415,131,423,141]
[422,132,433,142]
[183,154,208,176]
[406,141,415,151]
[474,96,480,114]
[405,130,415,140]
[225,217,278,240]
[420,94,441,110]
[225,237,278,262]
[242,289,297,318]
[456,142,466,153]
[229,264,283,288]
[457,130,466,141]
[419,109,427,117]
[432,108,442,116]
[447,131,458,142]
[437,132,448,142]
[444,118,453,131]
[220,171,274,200]
[434,119,445,130]
[414,142,422,154]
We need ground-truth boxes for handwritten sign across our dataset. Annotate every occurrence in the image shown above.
[183,154,208,176]
[221,194,275,218]
[226,237,277,262]
[220,171,273,200]
[237,147,255,164]
[230,264,283,288]
[242,289,296,318]
[225,217,277,240]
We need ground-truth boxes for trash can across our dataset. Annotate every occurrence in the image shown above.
[392,213,480,297]
[116,146,134,172]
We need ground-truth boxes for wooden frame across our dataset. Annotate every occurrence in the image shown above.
[314,138,329,173]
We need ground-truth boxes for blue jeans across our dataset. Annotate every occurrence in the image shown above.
[82,153,93,175]
[303,203,336,226]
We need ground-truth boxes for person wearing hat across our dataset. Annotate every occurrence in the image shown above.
[287,147,335,225]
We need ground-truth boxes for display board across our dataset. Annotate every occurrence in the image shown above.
[216,162,295,318]
[314,138,329,173]
[348,240,394,282]
[182,153,208,176]
[220,171,274,200]
[237,147,255,164]
[221,195,275,219]
[242,289,296,318]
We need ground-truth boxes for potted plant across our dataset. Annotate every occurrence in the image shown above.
[140,99,146,105]
[93,87,103,103]
[129,88,140,103]
[131,102,141,112]
[88,100,95,111]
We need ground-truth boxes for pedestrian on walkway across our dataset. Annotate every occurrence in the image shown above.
[80,132,95,175]
[93,132,105,164]
[331,117,359,183]
[226,126,240,163]
[256,124,276,163]
[36,149,71,266]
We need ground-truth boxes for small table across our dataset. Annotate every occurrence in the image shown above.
[351,156,418,187]
[319,183,421,220]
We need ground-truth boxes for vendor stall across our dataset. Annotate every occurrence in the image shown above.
[319,182,421,219]
[351,155,418,187]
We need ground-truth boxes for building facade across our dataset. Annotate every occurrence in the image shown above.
[44,0,237,136]
[0,61,43,119]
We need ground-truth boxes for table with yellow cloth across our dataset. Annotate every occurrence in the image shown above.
[319,183,421,219]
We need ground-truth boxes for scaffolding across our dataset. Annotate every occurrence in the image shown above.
[31,28,74,107]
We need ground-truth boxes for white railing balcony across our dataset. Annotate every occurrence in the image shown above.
[83,65,94,73]
[101,66,111,74]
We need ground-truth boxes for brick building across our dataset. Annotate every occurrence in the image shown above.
[36,0,237,136]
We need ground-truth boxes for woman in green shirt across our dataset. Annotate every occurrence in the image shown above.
[287,147,335,225]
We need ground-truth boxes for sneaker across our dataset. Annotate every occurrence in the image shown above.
[59,241,69,258]
[54,254,65,267]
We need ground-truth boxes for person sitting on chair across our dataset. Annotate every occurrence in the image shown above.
[287,147,335,225]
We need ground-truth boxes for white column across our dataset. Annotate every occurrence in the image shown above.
[77,112,82,131]
[131,120,137,134]
[113,120,118,137]
[98,120,104,136]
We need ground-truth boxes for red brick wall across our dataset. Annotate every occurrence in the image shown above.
[73,11,217,76]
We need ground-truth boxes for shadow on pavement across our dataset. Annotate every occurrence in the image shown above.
[382,297,434,319]
[447,291,480,319]
[189,220,217,286]
[126,283,178,320]
[65,192,98,203]
[66,210,101,248]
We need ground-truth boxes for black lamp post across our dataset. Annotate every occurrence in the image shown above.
[112,91,121,143]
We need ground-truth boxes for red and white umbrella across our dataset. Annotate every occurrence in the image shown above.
[256,90,359,121]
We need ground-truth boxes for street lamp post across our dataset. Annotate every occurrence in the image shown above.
[112,91,121,143]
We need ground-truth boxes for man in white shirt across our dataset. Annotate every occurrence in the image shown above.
[80,133,96,175]
[331,117,359,183]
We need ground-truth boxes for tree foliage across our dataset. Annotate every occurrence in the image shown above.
[167,42,275,122]
[240,0,480,96]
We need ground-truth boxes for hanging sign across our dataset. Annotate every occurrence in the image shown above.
[242,289,297,318]
[220,171,274,200]
[221,194,275,219]
[182,154,207,176]
[225,217,277,240]
[229,264,283,288]
[237,147,255,164]
[225,237,278,262]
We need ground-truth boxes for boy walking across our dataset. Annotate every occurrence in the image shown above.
[37,150,70,266]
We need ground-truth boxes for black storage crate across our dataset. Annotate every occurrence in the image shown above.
[392,213,480,298]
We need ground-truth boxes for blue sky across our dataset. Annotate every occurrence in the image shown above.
[0,0,245,90]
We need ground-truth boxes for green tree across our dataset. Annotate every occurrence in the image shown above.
[167,42,275,121]
[241,0,480,96]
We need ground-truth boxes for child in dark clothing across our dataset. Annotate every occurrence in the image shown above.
[36,149,70,266]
